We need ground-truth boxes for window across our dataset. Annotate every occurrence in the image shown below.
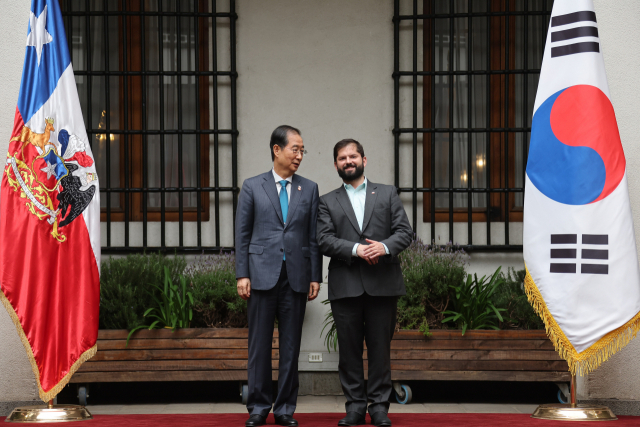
[61,0,238,251]
[394,0,552,248]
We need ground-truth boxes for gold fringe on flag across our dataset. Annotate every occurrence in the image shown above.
[524,265,640,376]
[0,289,97,403]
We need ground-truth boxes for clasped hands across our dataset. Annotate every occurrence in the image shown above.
[356,239,386,265]
[237,278,320,301]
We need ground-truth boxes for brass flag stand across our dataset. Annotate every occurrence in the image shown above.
[5,400,92,423]
[531,373,617,421]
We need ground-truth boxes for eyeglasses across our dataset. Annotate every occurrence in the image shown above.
[285,147,308,156]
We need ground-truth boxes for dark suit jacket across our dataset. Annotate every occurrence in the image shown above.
[235,171,322,293]
[316,180,412,300]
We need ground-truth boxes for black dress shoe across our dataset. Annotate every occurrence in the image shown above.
[370,412,392,427]
[338,412,366,426]
[275,414,299,426]
[245,414,266,427]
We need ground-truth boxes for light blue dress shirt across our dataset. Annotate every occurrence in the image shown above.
[344,177,389,257]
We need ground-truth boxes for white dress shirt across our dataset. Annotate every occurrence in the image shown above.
[272,169,292,203]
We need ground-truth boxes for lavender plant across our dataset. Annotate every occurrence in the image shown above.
[491,267,544,330]
[99,252,187,330]
[185,251,247,328]
[397,239,469,333]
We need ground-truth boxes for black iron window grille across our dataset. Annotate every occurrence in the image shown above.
[61,0,238,253]
[394,0,552,250]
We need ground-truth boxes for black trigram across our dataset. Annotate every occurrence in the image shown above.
[550,234,608,274]
[550,11,599,58]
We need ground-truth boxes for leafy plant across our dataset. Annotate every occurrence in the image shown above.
[127,267,194,344]
[185,252,247,328]
[492,267,544,330]
[397,239,468,331]
[99,252,187,330]
[320,299,338,352]
[442,267,507,335]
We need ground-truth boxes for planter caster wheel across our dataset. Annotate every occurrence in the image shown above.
[555,382,570,404]
[557,390,569,404]
[240,383,248,405]
[78,386,89,406]
[393,382,412,404]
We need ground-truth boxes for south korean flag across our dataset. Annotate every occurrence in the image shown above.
[523,0,640,375]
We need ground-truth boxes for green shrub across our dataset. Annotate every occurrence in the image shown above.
[397,239,468,331]
[492,267,544,330]
[99,253,187,330]
[441,267,506,335]
[185,252,247,328]
[127,267,195,344]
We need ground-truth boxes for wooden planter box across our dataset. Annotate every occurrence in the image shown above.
[72,328,568,384]
[71,328,279,383]
[379,330,570,382]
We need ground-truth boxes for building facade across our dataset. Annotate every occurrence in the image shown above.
[1,0,639,414]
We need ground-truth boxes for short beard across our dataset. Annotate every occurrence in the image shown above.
[337,163,364,181]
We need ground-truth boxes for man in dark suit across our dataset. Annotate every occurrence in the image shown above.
[317,139,412,427]
[236,125,322,427]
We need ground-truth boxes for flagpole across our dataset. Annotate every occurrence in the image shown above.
[531,372,617,421]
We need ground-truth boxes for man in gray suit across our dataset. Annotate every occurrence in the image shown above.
[317,139,412,427]
[236,125,322,427]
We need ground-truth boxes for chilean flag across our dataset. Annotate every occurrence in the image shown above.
[524,0,640,375]
[0,0,100,402]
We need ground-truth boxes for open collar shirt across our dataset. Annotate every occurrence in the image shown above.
[344,177,389,257]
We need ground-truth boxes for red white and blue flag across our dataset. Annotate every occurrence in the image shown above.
[0,0,100,401]
[524,0,640,375]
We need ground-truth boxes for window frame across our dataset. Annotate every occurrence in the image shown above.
[61,0,239,252]
[393,0,552,248]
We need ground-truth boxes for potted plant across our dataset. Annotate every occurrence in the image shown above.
[71,252,260,404]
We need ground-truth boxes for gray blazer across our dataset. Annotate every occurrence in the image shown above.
[317,181,413,301]
[235,171,322,293]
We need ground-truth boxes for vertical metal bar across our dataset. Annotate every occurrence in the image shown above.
[103,0,112,248]
[194,0,202,249]
[412,0,418,232]
[430,0,436,243]
[544,0,550,37]
[504,0,510,245]
[212,0,221,248]
[177,0,184,248]
[65,2,72,68]
[523,0,529,207]
[448,2,454,243]
[485,2,491,245]
[159,0,166,249]
[141,0,148,247]
[231,0,238,243]
[467,1,473,245]
[393,0,399,191]
[85,0,92,151]
[122,0,130,248]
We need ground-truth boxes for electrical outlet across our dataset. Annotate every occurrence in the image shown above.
[308,353,323,363]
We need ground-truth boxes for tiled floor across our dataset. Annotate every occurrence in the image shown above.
[85,396,540,415]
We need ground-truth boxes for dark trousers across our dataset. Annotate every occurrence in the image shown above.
[247,262,307,417]
[331,293,397,416]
